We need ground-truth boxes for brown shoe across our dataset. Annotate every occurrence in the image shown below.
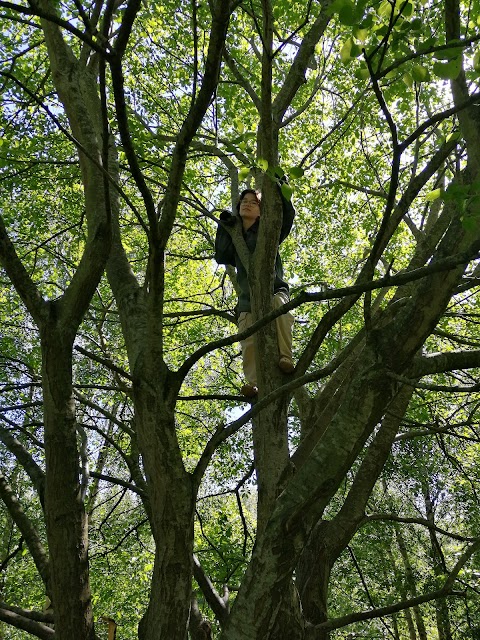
[278,357,294,374]
[241,384,258,398]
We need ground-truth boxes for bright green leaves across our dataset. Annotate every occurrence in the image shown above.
[377,0,414,19]
[339,0,359,26]
[425,188,442,202]
[474,49,480,72]
[328,0,369,64]
[330,0,471,88]
[353,25,370,43]
[432,57,462,79]
[328,0,366,26]
[354,63,371,80]
[425,180,480,233]
[238,166,251,182]
[236,161,304,199]
[340,37,362,63]
[281,183,293,200]
[403,63,430,86]
[257,157,268,172]
[411,64,429,82]
[430,43,463,80]
[224,119,257,160]
[288,166,305,179]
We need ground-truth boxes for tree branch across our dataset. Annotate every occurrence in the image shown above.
[363,513,475,543]
[310,538,480,632]
[193,554,229,625]
[2,0,105,54]
[0,214,47,326]
[0,425,45,504]
[0,473,50,588]
[411,348,480,377]
[178,247,479,384]
[0,604,54,640]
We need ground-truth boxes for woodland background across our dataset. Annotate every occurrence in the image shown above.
[1,0,480,638]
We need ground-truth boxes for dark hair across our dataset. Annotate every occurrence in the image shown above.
[236,189,261,214]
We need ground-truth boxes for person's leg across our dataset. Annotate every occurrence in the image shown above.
[238,311,257,391]
[274,291,294,372]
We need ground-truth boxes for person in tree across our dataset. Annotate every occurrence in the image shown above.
[215,183,295,397]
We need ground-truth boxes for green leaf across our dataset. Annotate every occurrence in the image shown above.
[375,24,389,36]
[354,64,371,80]
[461,216,477,232]
[353,26,369,43]
[411,64,429,82]
[338,1,356,25]
[377,0,392,17]
[340,38,353,63]
[238,166,250,181]
[425,188,441,201]
[442,183,469,201]
[432,57,462,79]
[281,183,293,201]
[287,166,304,179]
[446,131,461,143]
[326,0,349,16]
[399,18,413,31]
[473,50,480,72]
[257,158,268,171]
[350,42,362,58]
[360,12,374,28]
[433,42,463,60]
[433,49,459,60]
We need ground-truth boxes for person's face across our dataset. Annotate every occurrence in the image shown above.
[239,193,260,218]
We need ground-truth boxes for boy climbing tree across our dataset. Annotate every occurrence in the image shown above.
[215,181,295,397]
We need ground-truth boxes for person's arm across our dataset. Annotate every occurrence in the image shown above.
[214,211,237,266]
[278,184,295,243]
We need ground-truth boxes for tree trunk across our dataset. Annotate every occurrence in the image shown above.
[296,530,331,640]
[42,328,94,640]
[135,386,195,640]
[424,488,453,640]
[189,596,213,640]
[387,543,417,640]
[394,524,427,640]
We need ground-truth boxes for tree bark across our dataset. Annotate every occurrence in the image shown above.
[135,388,195,640]
[42,329,95,640]
[394,524,427,640]
[424,487,453,640]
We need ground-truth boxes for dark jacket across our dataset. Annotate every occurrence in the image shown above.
[214,191,295,313]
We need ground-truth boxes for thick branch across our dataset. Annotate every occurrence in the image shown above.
[0,473,50,588]
[0,425,45,504]
[0,605,54,640]
[411,348,480,377]
[0,214,47,326]
[363,513,475,543]
[193,555,229,625]
[89,471,146,498]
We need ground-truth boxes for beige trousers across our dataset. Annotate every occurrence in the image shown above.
[237,291,294,386]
